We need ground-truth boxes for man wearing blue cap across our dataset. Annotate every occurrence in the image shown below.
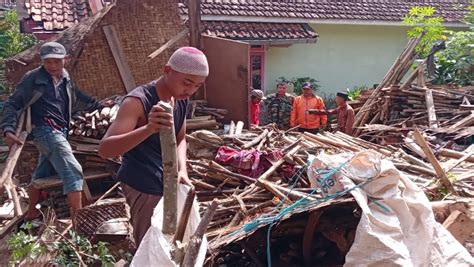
[1,42,105,222]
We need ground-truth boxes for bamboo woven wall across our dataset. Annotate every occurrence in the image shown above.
[73,0,187,99]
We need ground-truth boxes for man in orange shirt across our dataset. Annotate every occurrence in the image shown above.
[290,82,327,134]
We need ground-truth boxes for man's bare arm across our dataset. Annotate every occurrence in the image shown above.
[99,97,172,158]
[98,98,152,158]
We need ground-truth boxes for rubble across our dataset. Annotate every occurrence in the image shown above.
[185,121,473,265]
[0,34,472,265]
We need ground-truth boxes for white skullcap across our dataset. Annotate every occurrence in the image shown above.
[167,47,209,77]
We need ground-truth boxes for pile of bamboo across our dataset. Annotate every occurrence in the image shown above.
[358,84,474,144]
[352,35,474,146]
[185,123,474,265]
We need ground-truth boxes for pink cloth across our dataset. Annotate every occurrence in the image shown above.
[215,146,294,178]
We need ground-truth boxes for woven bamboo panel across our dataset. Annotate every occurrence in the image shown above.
[15,142,39,184]
[74,198,128,237]
[73,0,188,99]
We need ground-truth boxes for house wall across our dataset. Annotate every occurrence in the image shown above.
[73,0,187,99]
[264,24,409,97]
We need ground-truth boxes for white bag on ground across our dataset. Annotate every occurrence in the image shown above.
[308,150,473,267]
[131,184,207,267]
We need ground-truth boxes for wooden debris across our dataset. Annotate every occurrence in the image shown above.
[182,200,218,266]
[412,128,458,196]
[442,210,474,244]
[69,100,121,138]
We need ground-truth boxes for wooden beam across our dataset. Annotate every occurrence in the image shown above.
[444,145,474,173]
[442,210,474,244]
[412,129,458,196]
[188,0,202,49]
[102,25,136,93]
[147,29,189,62]
[449,111,474,129]
[182,199,218,266]
[158,101,179,235]
[31,170,111,190]
[425,89,438,128]
[416,61,426,87]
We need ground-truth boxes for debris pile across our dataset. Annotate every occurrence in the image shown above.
[185,121,473,265]
[186,100,228,131]
[352,35,474,146]
[69,96,123,138]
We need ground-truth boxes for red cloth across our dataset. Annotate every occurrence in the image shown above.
[215,146,294,178]
[250,102,260,126]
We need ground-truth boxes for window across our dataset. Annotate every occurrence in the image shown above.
[250,45,265,91]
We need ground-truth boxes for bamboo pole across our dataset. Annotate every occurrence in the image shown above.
[159,101,179,235]
[412,129,458,196]
[182,200,218,267]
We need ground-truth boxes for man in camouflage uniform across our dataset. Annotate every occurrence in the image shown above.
[264,83,294,129]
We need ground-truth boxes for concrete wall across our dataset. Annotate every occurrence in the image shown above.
[264,24,409,96]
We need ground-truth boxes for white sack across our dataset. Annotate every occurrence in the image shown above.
[307,150,473,267]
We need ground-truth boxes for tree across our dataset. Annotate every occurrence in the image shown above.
[403,5,473,86]
[0,10,38,58]
[402,6,447,57]
[0,10,38,92]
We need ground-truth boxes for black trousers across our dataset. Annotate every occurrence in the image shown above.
[298,128,320,134]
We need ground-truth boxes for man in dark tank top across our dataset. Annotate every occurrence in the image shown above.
[98,47,209,246]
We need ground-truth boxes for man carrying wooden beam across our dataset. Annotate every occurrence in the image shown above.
[1,42,105,222]
[98,47,209,246]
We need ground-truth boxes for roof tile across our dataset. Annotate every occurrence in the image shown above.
[203,21,318,41]
[24,0,89,30]
[182,0,469,23]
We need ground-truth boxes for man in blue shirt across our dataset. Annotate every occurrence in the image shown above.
[2,42,104,222]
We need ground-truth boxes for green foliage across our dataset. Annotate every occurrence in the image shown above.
[7,223,46,265]
[346,85,368,101]
[0,10,38,93]
[464,5,474,26]
[431,11,473,85]
[52,230,116,266]
[277,76,321,96]
[8,225,118,266]
[403,5,473,86]
[402,6,447,57]
[319,92,336,110]
[0,10,38,59]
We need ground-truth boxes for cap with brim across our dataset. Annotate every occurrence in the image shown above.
[40,42,67,60]
[302,82,312,89]
[337,92,349,100]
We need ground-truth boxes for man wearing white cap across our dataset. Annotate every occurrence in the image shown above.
[99,47,209,245]
[1,42,105,222]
